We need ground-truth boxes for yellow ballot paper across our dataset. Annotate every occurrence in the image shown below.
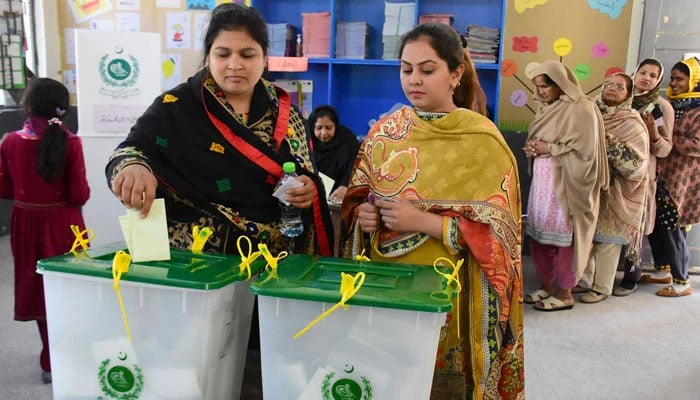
[119,198,170,262]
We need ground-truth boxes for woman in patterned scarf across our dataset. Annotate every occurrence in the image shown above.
[641,56,700,297]
[522,60,609,311]
[342,22,523,400]
[577,73,649,304]
[614,58,675,296]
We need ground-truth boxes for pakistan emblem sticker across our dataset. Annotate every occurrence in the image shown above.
[97,352,144,399]
[99,47,141,99]
[321,364,372,400]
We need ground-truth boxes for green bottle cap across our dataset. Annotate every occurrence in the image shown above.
[282,162,296,173]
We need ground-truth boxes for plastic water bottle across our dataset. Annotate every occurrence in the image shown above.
[277,162,304,238]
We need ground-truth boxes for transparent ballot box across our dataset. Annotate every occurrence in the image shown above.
[37,243,263,400]
[250,255,453,400]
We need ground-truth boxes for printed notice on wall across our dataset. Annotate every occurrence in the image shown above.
[75,30,161,136]
[94,104,143,133]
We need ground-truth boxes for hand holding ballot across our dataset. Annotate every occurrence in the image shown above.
[119,198,170,262]
[111,163,158,218]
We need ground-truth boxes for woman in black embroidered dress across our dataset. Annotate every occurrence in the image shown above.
[106,4,332,256]
[105,5,333,398]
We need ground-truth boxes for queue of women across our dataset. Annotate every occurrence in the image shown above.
[523,56,700,313]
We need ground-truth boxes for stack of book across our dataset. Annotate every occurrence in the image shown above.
[464,24,500,64]
[302,12,331,58]
[382,2,414,60]
[335,22,370,59]
[267,23,297,57]
[418,14,453,26]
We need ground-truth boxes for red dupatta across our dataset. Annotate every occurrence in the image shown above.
[203,85,331,256]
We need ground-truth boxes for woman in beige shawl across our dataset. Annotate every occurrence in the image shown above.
[523,60,609,311]
[578,73,649,303]
[614,58,674,296]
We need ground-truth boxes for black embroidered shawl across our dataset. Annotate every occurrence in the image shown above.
[106,69,333,255]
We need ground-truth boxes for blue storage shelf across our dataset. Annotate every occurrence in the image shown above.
[253,0,505,137]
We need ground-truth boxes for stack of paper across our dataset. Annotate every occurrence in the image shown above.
[382,2,415,59]
[267,23,297,57]
[335,22,370,59]
[465,24,500,64]
[302,12,330,58]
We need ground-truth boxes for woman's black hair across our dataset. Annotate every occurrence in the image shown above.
[637,58,663,74]
[605,73,634,101]
[20,78,70,182]
[308,105,340,132]
[671,61,690,76]
[202,3,269,67]
[397,22,487,115]
[539,74,557,86]
[619,73,634,98]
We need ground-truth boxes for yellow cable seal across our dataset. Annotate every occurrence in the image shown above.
[69,225,94,257]
[191,225,213,254]
[433,257,463,338]
[293,271,366,339]
[258,243,287,274]
[112,251,133,341]
[354,248,371,262]
[237,236,262,280]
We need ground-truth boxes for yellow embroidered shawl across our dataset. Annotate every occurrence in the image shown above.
[342,106,524,399]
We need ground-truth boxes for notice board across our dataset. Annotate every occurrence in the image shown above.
[497,0,634,132]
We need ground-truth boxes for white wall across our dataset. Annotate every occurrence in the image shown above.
[81,137,127,246]
[35,0,61,80]
[625,0,646,73]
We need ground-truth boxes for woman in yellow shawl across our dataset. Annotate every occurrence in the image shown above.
[522,61,609,311]
[341,23,523,400]
[642,56,700,297]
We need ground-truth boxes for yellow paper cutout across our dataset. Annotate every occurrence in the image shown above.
[514,0,549,14]
[553,37,573,57]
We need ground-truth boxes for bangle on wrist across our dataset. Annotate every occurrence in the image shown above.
[117,160,152,174]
